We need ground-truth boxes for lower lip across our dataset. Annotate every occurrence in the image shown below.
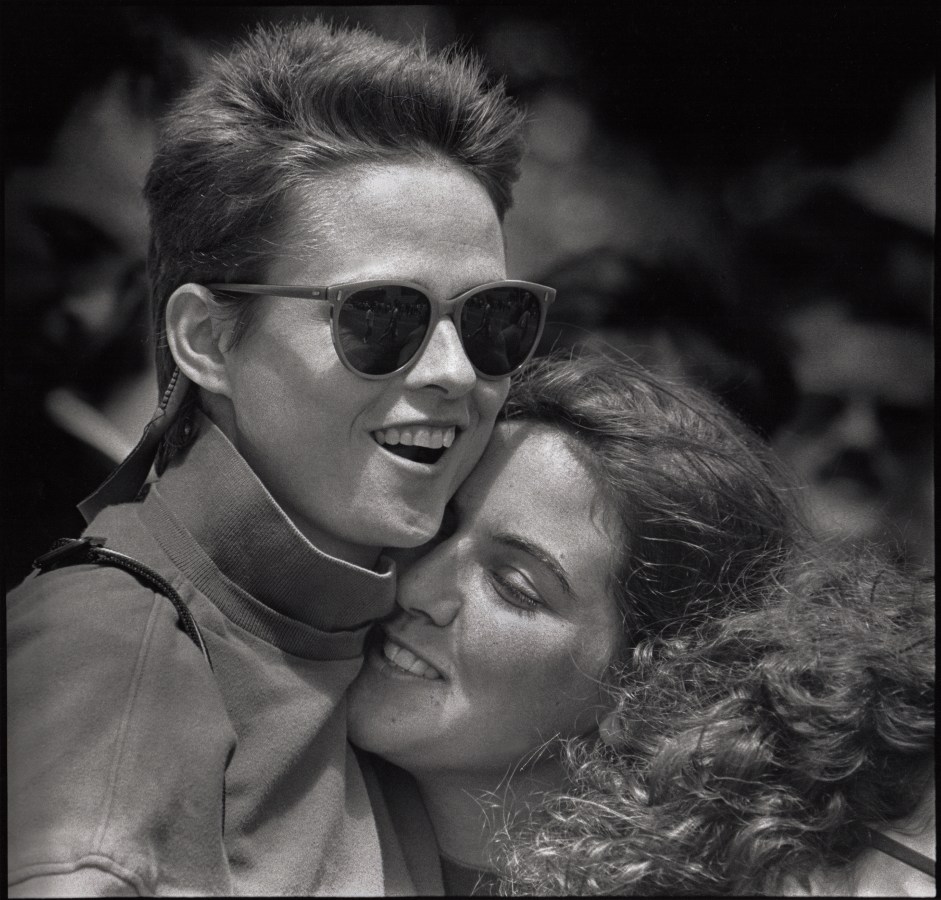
[368,641,445,683]
[374,439,456,471]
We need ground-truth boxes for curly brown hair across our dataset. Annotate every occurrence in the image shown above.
[496,354,934,895]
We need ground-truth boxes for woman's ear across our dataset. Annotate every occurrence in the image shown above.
[165,284,233,398]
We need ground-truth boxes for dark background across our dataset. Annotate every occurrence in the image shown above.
[2,2,935,579]
[4,2,935,270]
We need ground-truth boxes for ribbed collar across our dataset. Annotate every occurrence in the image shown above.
[140,414,396,649]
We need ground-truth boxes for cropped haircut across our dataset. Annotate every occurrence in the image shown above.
[144,18,526,469]
[496,353,934,894]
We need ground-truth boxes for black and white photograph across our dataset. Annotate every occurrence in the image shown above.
[4,2,934,895]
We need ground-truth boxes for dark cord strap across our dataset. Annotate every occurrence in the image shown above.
[33,537,213,670]
[865,826,936,879]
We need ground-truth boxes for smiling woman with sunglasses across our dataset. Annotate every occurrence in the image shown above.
[7,18,533,897]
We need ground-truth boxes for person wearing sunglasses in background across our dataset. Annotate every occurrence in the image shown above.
[7,19,553,896]
[349,353,934,896]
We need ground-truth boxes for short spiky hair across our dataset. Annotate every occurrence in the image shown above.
[145,18,525,465]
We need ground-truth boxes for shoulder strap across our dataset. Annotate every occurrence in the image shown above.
[33,537,213,670]
[865,826,936,879]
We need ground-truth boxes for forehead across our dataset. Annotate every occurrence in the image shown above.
[15,73,154,260]
[787,305,933,405]
[271,160,506,291]
[459,421,620,578]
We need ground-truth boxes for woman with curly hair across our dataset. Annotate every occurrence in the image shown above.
[349,351,934,895]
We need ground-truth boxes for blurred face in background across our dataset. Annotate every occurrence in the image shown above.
[773,301,934,565]
[4,72,154,389]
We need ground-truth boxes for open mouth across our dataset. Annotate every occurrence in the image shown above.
[818,451,883,495]
[373,425,455,465]
[380,635,443,680]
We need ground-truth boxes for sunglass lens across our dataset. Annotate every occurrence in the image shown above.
[337,287,430,375]
[460,288,542,376]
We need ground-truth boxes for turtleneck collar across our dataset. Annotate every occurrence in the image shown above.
[140,413,396,646]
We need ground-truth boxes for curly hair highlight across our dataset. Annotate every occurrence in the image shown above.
[497,548,933,895]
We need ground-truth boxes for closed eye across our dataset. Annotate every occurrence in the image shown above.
[490,570,543,617]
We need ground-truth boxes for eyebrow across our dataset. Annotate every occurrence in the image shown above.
[492,532,574,598]
[34,205,121,254]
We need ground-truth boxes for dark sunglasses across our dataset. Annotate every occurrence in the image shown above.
[206,280,556,380]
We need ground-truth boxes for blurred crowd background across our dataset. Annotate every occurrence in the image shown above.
[3,2,934,586]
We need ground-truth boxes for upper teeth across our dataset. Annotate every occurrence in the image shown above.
[373,426,455,449]
[382,639,442,680]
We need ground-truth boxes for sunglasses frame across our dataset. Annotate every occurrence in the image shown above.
[206,279,556,380]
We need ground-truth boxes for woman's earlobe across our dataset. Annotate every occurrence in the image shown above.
[165,284,233,398]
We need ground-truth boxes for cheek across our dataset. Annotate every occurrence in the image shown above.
[451,380,509,475]
[482,378,511,419]
[462,620,605,739]
[228,322,348,430]
[535,652,609,732]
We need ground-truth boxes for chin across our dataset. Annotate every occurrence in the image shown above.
[376,510,443,551]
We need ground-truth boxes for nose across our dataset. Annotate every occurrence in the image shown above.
[42,284,122,353]
[403,316,477,397]
[60,284,123,336]
[396,544,463,627]
[834,397,882,450]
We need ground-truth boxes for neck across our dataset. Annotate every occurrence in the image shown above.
[414,754,567,870]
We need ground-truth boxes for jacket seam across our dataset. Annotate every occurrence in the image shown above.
[91,593,163,882]
[9,853,147,895]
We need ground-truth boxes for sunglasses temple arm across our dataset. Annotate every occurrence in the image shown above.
[205,284,334,318]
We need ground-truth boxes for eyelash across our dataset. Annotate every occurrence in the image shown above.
[443,502,544,618]
[491,572,542,618]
